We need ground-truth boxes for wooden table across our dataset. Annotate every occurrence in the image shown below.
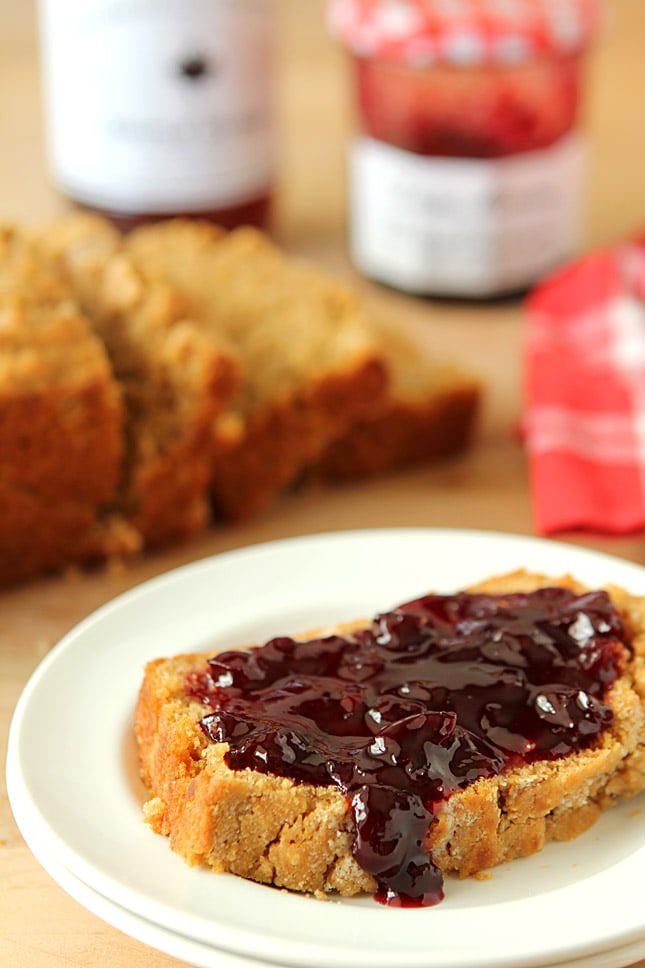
[2,2,645,966]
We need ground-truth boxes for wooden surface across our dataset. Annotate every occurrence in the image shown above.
[2,2,645,966]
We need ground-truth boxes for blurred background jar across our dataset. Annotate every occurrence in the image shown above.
[328,0,601,298]
[38,0,274,232]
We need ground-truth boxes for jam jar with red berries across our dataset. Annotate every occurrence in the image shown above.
[328,0,601,297]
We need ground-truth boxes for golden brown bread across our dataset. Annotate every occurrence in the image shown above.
[126,220,390,519]
[0,214,481,584]
[134,570,645,901]
[34,214,239,546]
[0,226,139,584]
[312,318,480,481]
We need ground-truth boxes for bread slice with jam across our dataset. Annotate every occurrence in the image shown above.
[134,570,645,907]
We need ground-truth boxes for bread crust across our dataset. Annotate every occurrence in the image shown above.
[134,571,645,900]
[0,226,135,583]
[312,318,480,481]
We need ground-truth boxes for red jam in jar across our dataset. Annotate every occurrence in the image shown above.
[328,0,601,297]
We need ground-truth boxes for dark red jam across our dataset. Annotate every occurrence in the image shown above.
[353,56,582,159]
[185,587,626,907]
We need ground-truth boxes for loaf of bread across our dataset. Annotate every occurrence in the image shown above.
[0,226,139,584]
[1,213,481,584]
[35,214,239,546]
[134,571,645,904]
[126,220,390,519]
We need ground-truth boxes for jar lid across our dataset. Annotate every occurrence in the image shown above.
[327,0,602,66]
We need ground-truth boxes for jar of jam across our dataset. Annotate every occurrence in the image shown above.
[328,0,601,297]
[38,0,274,232]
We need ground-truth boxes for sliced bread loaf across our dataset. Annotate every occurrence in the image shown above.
[126,220,389,519]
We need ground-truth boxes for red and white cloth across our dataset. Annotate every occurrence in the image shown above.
[524,241,645,535]
[327,0,601,65]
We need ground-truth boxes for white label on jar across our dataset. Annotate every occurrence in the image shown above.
[38,0,274,213]
[350,135,585,296]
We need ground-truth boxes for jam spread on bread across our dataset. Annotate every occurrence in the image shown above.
[186,588,625,907]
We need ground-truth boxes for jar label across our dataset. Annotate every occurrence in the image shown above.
[39,0,274,213]
[349,135,585,296]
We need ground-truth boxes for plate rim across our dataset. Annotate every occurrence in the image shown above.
[8,528,645,968]
[16,816,645,968]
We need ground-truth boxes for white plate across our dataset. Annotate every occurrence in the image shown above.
[7,529,645,968]
[13,798,645,968]
[15,814,645,968]
[9,778,261,968]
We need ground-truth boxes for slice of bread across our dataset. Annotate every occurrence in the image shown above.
[134,571,645,902]
[35,214,239,546]
[126,220,390,519]
[0,226,139,584]
[311,318,480,481]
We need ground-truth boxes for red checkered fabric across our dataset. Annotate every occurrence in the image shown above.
[328,0,601,65]
[524,241,645,535]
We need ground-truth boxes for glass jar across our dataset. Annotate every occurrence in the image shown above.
[38,0,274,232]
[328,0,601,297]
